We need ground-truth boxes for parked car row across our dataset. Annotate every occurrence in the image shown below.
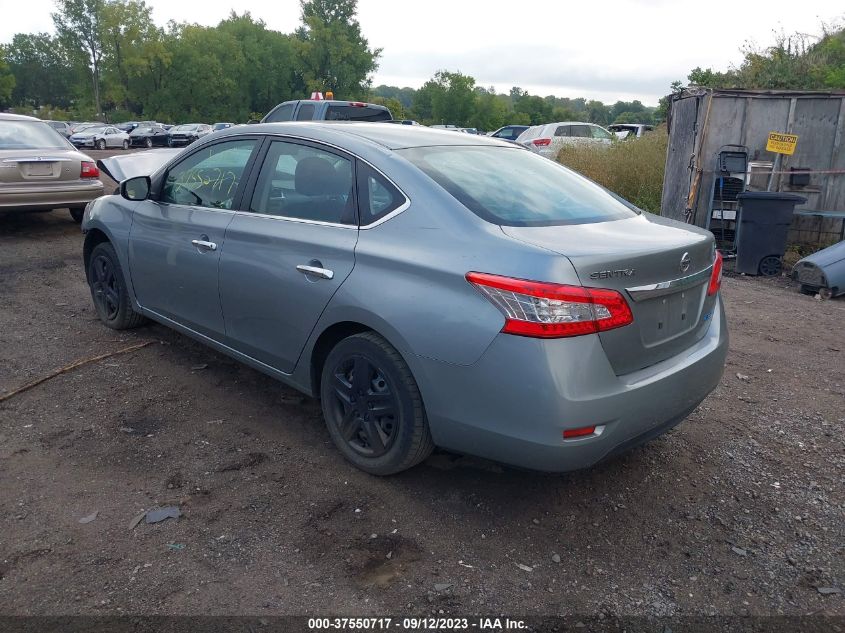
[40,119,235,149]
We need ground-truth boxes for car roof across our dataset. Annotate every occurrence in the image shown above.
[0,113,41,122]
[231,121,515,150]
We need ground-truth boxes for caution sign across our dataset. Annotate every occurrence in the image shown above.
[766,132,798,155]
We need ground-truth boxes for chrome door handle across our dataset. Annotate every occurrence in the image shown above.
[296,264,334,280]
[191,239,217,251]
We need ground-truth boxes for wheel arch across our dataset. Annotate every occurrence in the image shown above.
[299,313,419,399]
[83,228,111,279]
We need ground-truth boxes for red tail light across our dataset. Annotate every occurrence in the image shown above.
[707,251,723,296]
[531,138,552,147]
[466,272,634,338]
[80,161,99,179]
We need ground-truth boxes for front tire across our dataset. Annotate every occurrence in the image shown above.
[320,332,434,475]
[96,138,106,150]
[87,242,146,330]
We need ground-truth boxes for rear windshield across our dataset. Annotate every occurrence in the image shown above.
[0,121,71,150]
[398,146,637,227]
[325,105,391,122]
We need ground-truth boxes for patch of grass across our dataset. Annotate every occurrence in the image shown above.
[556,128,668,213]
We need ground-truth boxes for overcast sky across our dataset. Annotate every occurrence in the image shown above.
[2,0,842,105]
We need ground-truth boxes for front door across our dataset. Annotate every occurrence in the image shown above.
[219,138,359,373]
[128,138,260,338]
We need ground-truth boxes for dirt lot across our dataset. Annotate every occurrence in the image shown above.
[1,157,843,619]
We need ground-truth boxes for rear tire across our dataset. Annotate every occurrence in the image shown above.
[320,332,434,475]
[87,242,146,330]
[145,138,152,149]
[69,207,85,223]
[122,139,129,150]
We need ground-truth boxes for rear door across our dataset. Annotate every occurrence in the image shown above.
[127,138,261,338]
[218,137,359,373]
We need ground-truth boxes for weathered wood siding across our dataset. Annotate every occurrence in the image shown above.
[662,90,845,246]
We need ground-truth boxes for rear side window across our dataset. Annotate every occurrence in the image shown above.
[398,146,636,227]
[554,125,570,137]
[265,103,294,122]
[357,163,405,225]
[325,105,392,122]
[249,140,355,224]
[296,104,316,121]
[570,125,591,138]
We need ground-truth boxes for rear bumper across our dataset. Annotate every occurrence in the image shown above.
[412,296,728,471]
[0,181,104,211]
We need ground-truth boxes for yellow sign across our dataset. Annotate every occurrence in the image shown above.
[766,132,798,155]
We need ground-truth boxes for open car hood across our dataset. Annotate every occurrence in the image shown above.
[96,148,181,182]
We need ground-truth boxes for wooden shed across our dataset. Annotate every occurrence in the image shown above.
[661,88,845,247]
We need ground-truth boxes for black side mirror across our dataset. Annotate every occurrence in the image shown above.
[121,176,151,201]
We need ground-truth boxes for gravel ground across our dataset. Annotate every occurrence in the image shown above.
[0,156,843,619]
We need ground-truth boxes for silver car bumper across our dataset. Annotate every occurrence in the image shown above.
[413,297,728,471]
[0,180,104,211]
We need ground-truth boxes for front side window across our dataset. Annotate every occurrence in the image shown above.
[161,139,257,209]
[249,140,355,224]
[590,126,613,140]
[398,146,636,227]
[357,163,405,225]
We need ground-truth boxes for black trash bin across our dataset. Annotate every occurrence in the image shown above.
[735,192,806,276]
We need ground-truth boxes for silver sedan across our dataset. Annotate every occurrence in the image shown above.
[82,123,728,475]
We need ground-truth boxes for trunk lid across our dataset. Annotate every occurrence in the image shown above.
[502,214,718,375]
[0,149,82,184]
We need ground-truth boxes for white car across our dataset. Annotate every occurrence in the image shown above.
[516,122,614,159]
[69,125,131,150]
[608,123,654,139]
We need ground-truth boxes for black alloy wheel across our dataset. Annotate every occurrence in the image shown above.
[87,242,146,329]
[328,355,399,458]
[320,332,434,475]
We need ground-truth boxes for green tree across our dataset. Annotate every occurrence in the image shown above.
[218,12,298,118]
[100,0,160,113]
[4,33,78,108]
[294,0,381,98]
[0,51,15,108]
[53,0,107,117]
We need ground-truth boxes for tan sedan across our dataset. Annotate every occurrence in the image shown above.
[0,113,104,222]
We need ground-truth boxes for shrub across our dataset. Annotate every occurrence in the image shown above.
[556,128,668,213]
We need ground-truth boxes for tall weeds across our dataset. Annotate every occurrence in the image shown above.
[556,130,668,213]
